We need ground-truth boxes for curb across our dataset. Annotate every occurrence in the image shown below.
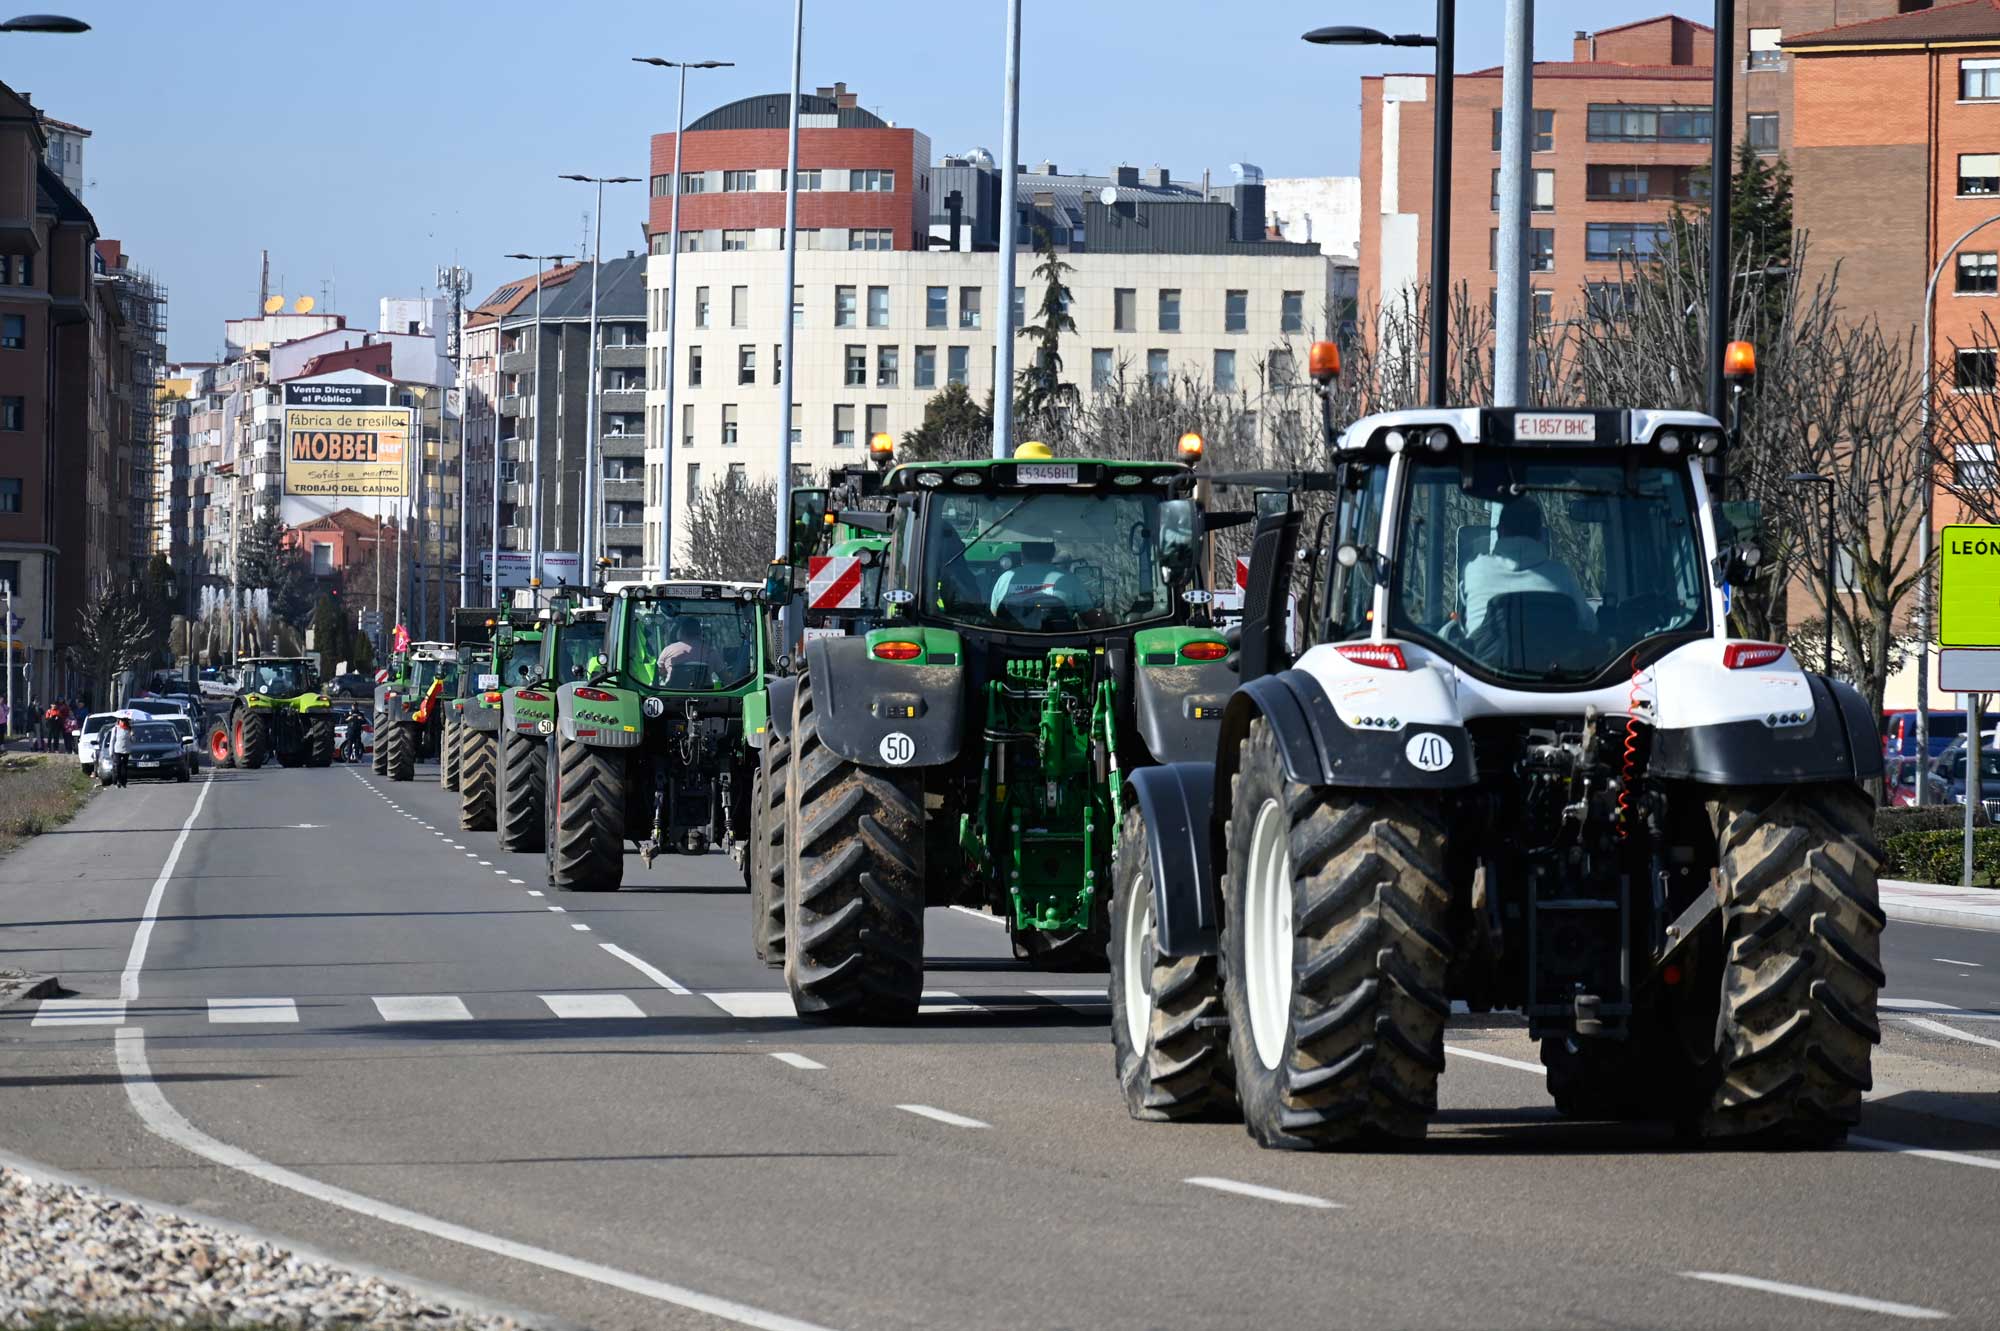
[0,972,60,1010]
[1886,901,2000,933]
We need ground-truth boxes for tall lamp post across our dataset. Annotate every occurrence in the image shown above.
[559,173,641,582]
[992,0,1023,458]
[503,253,572,587]
[633,56,734,578]
[1306,6,1453,407]
[1787,471,1835,672]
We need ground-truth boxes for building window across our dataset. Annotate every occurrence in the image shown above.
[1959,443,2000,488]
[1158,288,1181,333]
[0,315,20,350]
[679,172,706,194]
[867,285,890,328]
[834,285,858,328]
[722,404,739,446]
[1961,253,2000,295]
[1585,103,1712,144]
[1113,288,1136,332]
[844,345,867,387]
[959,286,982,329]
[1959,349,1998,392]
[791,409,802,448]
[1966,58,2000,101]
[730,285,749,327]
[834,404,856,448]
[926,286,948,328]
[1491,168,1555,211]
[1491,108,1555,152]
[1147,350,1169,387]
[851,168,895,192]
[1224,290,1247,333]
[1091,348,1114,390]
[727,462,746,487]
[723,169,757,192]
[1963,154,2000,196]
[787,168,823,191]
[1214,349,1236,393]
[1585,222,1668,262]
[1268,349,1297,387]
[1585,165,1705,202]
[1532,290,1554,326]
[915,345,937,388]
[0,478,20,513]
[1012,286,1026,329]
[1747,113,1779,153]
[1531,228,1555,272]
[1748,28,1782,70]
[310,542,334,575]
[876,346,900,388]
[792,286,804,328]
[687,346,702,387]
[738,344,756,384]
[1585,282,1634,321]
[947,346,969,386]
[721,229,752,251]
[1281,291,1304,334]
[866,405,888,444]
[695,287,710,328]
[848,228,893,251]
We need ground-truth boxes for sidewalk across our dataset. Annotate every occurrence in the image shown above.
[1882,878,2000,933]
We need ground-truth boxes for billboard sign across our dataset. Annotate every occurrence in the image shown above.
[283,406,412,497]
[486,551,582,591]
[283,382,388,408]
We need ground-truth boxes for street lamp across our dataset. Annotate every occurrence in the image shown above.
[0,14,88,32]
[503,252,572,587]
[559,173,641,580]
[1306,8,1454,407]
[634,56,734,578]
[1787,471,1836,673]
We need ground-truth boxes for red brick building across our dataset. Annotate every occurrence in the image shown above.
[647,83,931,254]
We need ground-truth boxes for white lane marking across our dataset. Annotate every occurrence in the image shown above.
[113,1030,837,1331]
[947,905,1002,926]
[32,999,127,1027]
[1852,1135,2000,1173]
[1184,1176,1342,1210]
[1680,1271,1947,1321]
[526,889,544,897]
[920,990,986,1015]
[541,993,644,1019]
[1029,988,1108,1009]
[373,995,473,1022]
[769,1052,825,1070]
[706,991,797,1019]
[896,1104,990,1129]
[1933,958,1982,967]
[493,870,507,876]
[120,773,215,1001]
[1899,1016,2000,1051]
[478,860,493,866]
[450,843,465,849]
[1881,997,1957,1011]
[207,998,299,1024]
[547,905,566,913]
[571,924,591,932]
[464,853,478,859]
[1445,1043,1546,1075]
[509,878,526,885]
[599,944,691,996]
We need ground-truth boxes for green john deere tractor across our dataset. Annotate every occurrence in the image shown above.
[544,581,766,891]
[373,642,456,782]
[765,441,1241,1021]
[446,608,509,831]
[214,657,335,769]
[495,597,606,853]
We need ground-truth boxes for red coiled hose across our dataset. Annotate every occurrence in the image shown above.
[1619,653,1642,839]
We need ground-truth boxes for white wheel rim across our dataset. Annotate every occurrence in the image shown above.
[1122,875,1154,1051]
[1244,795,1294,1072]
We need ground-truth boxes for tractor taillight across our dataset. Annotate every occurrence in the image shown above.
[575,687,618,702]
[873,641,922,661]
[1335,642,1408,671]
[1179,640,1228,662]
[518,690,549,703]
[1722,642,1787,669]
[483,691,502,703]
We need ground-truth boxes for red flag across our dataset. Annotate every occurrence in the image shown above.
[393,624,410,654]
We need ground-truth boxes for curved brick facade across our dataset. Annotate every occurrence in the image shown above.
[647,127,929,250]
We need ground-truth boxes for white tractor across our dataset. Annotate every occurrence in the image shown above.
[1114,386,1884,1150]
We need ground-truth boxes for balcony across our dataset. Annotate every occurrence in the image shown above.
[599,386,646,409]
[600,430,646,456]
[600,477,644,503]
[499,438,532,465]
[498,394,524,417]
[501,351,536,376]
[599,345,645,370]
[506,482,536,508]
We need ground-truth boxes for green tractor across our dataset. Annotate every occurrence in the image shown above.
[764,441,1241,1020]
[544,580,766,891]
[211,657,336,769]
[495,596,607,852]
[445,608,511,831]
[372,641,456,782]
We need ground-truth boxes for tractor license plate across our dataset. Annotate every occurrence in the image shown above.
[1016,463,1077,485]
[478,673,498,689]
[1515,413,1597,442]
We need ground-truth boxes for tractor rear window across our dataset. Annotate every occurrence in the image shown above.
[625,598,757,691]
[499,641,541,686]
[919,490,1171,633]
[245,662,313,695]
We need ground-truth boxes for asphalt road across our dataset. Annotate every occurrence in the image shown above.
[2,759,1998,1330]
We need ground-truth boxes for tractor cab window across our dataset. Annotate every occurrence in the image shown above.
[1326,465,1389,641]
[247,661,312,696]
[918,489,1171,633]
[501,639,541,685]
[1388,455,1706,682]
[625,597,757,691]
[546,622,602,683]
[407,658,443,694]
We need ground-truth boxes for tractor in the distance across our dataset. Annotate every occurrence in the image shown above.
[495,595,606,852]
[206,657,335,769]
[373,641,456,782]
[447,608,511,831]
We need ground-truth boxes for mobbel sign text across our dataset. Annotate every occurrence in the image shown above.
[282,407,412,498]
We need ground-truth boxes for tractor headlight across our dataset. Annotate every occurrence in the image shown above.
[1383,429,1408,454]
[1424,428,1452,452]
[1657,430,1683,455]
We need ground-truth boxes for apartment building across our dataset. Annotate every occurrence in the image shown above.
[1734,2,1935,157]
[95,240,166,573]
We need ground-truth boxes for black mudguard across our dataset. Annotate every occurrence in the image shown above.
[1215,669,1478,795]
[1651,674,1885,785]
[1124,762,1220,958]
[1132,658,1233,764]
[766,674,799,743]
[802,634,964,768]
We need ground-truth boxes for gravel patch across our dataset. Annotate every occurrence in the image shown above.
[0,1165,532,1330]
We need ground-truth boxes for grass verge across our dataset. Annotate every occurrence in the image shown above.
[0,751,93,852]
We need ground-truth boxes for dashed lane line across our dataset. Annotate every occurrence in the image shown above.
[1933,958,1982,967]
[206,998,299,1024]
[32,999,127,1027]
[373,995,473,1022]
[541,994,645,1019]
[1444,1044,1545,1075]
[1184,1177,1342,1210]
[1680,1272,1947,1321]
[598,943,691,996]
[547,905,566,913]
[769,1052,825,1071]
[571,924,592,932]
[947,905,1002,926]
[1899,1016,2000,1052]
[895,1104,990,1129]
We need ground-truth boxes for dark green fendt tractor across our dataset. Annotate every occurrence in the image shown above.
[545,581,766,891]
[447,608,519,831]
[218,657,335,769]
[495,596,606,853]
[763,441,1240,1021]
[373,642,456,782]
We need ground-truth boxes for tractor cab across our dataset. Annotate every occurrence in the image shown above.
[607,582,763,695]
[239,656,322,701]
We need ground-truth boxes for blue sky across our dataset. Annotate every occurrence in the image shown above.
[14,1,1700,360]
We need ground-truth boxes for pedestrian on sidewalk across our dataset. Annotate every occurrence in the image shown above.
[107,714,132,788]
[63,706,78,754]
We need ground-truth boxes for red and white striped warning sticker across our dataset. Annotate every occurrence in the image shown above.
[1236,557,1250,592]
[807,555,864,610]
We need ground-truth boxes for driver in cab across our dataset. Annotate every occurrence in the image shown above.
[1462,498,1597,636]
[655,616,717,673]
[989,542,1085,621]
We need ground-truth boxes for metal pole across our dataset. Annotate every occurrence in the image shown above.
[1427,0,1455,407]
[662,68,689,578]
[457,297,468,607]
[1967,691,1984,887]
[775,0,803,563]
[991,0,1023,458]
[585,179,604,578]
[1706,0,1736,420]
[1821,479,1834,671]
[1493,0,1531,407]
[229,472,239,663]
[394,409,405,638]
[531,265,545,585]
[5,580,13,748]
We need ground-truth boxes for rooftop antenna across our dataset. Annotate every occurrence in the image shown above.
[258,248,269,314]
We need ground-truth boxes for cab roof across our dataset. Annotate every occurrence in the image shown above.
[1336,407,1725,455]
[869,455,1194,496]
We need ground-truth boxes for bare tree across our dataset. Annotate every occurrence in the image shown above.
[68,583,154,709]
[679,476,777,582]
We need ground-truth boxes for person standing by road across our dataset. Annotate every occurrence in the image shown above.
[107,714,132,788]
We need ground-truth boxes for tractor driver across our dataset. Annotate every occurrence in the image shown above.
[1461,498,1598,637]
[655,615,717,673]
[990,541,1088,626]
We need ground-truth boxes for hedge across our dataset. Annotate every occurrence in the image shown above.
[1877,805,1988,838]
[1879,827,2000,886]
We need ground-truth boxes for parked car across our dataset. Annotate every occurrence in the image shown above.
[1883,710,1971,760]
[160,712,200,766]
[121,719,192,782]
[1934,747,2000,810]
[1885,755,1951,806]
[327,672,374,699]
[76,712,116,770]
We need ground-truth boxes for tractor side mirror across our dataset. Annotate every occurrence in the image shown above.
[789,488,830,565]
[1254,490,1293,520]
[1714,500,1766,587]
[1158,499,1197,579]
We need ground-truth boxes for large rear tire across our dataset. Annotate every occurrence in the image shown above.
[439,717,460,791]
[384,718,415,782]
[1109,804,1236,1122]
[237,710,270,770]
[497,728,545,852]
[784,674,925,1022]
[304,714,334,768]
[208,722,235,769]
[459,729,497,832]
[748,727,790,967]
[371,711,388,774]
[548,737,625,891]
[1703,783,1882,1145]
[1221,716,1453,1150]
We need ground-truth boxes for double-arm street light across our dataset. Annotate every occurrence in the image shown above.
[1306,8,1454,407]
[503,253,573,588]
[559,173,641,580]
[633,56,734,578]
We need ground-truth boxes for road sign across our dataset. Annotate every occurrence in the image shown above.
[357,609,383,633]
[1940,648,2000,693]
[1938,524,2000,646]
